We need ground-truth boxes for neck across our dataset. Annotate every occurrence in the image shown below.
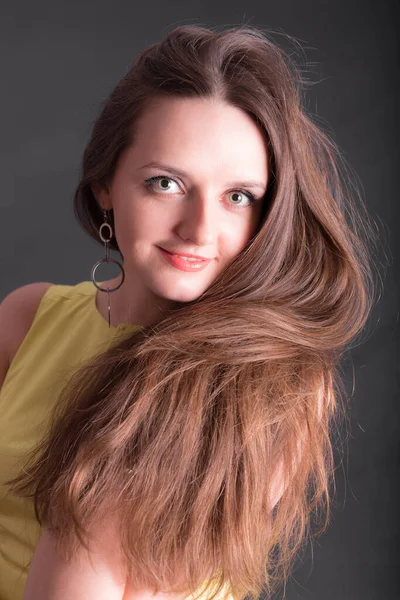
[95,273,180,328]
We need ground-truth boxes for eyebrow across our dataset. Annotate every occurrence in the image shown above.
[137,161,267,192]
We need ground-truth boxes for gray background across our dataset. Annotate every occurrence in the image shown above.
[1,1,399,598]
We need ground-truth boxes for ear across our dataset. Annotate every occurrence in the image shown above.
[91,183,113,211]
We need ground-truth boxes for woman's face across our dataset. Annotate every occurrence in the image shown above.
[93,95,268,308]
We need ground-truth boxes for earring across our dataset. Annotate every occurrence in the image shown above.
[91,208,125,328]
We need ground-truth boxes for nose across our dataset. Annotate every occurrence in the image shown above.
[174,189,216,246]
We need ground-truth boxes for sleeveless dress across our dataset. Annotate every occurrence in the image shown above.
[0,281,230,600]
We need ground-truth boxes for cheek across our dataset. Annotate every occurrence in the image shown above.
[220,217,256,257]
[114,202,172,248]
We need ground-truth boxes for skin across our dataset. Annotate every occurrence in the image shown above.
[22,96,271,599]
[93,95,269,328]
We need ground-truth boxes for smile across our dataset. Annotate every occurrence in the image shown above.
[158,247,212,272]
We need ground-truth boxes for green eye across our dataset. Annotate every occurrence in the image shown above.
[144,175,257,210]
[145,175,181,193]
[228,190,256,208]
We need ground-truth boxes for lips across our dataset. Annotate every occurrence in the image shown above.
[159,248,212,260]
[158,247,212,272]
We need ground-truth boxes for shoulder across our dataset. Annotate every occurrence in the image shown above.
[1,281,54,366]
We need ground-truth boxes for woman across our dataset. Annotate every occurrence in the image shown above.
[1,24,377,600]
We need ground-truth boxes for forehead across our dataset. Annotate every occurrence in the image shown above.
[124,95,268,183]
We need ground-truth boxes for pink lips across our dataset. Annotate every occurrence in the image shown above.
[158,247,212,272]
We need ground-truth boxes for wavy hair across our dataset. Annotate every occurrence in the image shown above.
[7,23,379,600]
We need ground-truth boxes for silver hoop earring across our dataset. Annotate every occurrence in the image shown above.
[91,209,125,328]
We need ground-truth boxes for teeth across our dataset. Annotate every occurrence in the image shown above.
[177,256,202,261]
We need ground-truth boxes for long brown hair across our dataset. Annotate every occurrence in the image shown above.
[8,23,379,600]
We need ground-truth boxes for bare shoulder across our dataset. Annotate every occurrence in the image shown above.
[0,281,54,369]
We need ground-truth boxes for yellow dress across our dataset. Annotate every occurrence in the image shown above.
[0,281,141,599]
[0,281,232,600]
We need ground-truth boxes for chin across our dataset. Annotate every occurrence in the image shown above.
[162,290,206,303]
[155,282,211,304]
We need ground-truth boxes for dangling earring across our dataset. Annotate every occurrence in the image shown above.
[91,208,125,328]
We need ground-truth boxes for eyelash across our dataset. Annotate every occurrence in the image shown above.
[144,175,257,209]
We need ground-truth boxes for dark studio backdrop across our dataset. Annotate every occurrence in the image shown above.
[1,1,399,599]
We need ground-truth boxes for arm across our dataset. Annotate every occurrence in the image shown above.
[23,521,190,600]
[22,520,127,600]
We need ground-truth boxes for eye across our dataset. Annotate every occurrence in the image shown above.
[145,175,181,194]
[144,175,258,210]
[227,190,257,210]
